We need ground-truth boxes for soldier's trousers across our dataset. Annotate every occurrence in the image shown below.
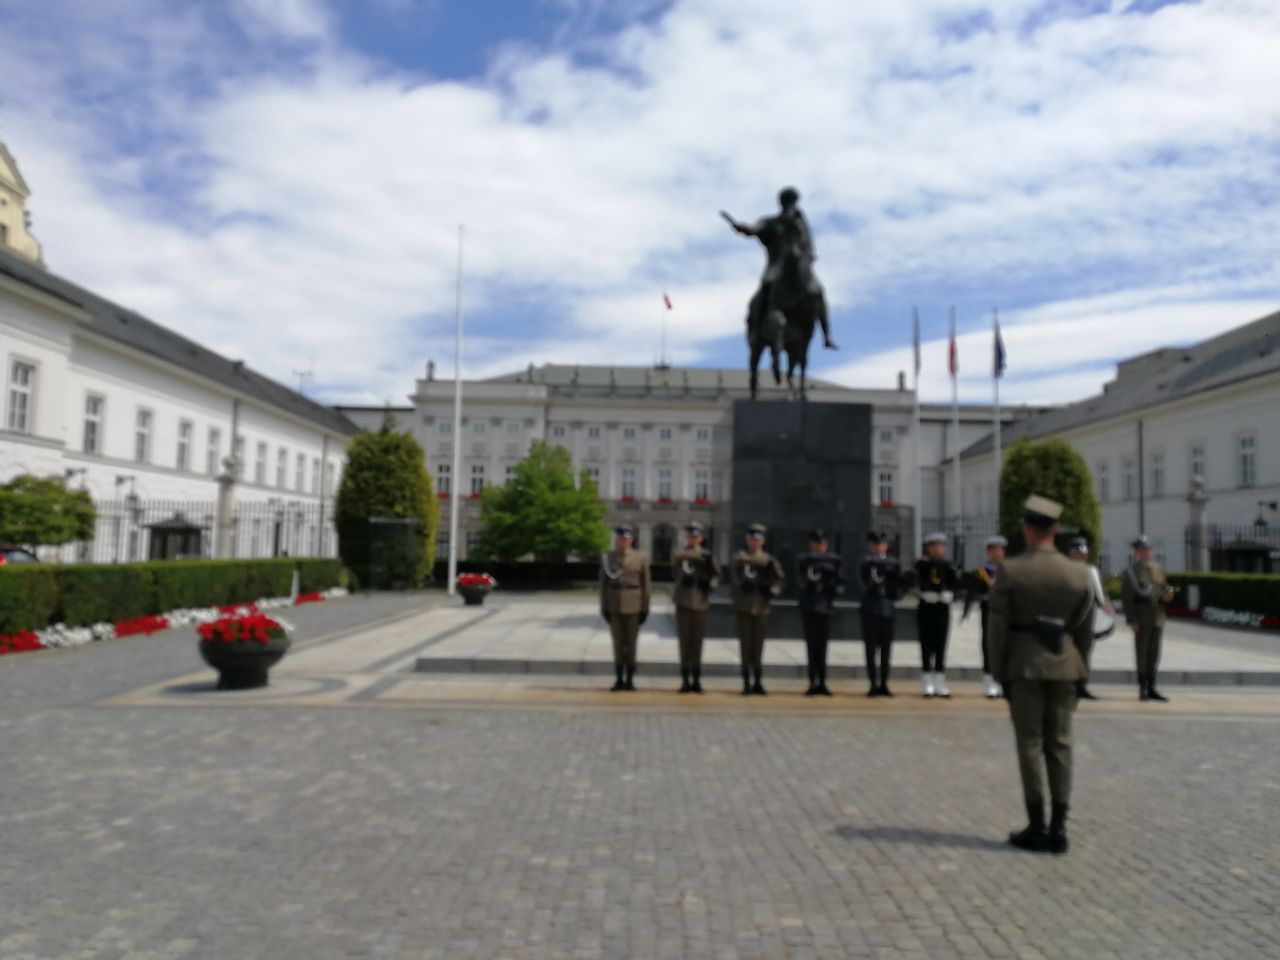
[736,613,768,677]
[675,607,706,673]
[609,613,640,669]
[917,602,951,672]
[1134,622,1163,685]
[979,612,991,673]
[861,612,894,687]
[800,611,830,683]
[1008,679,1078,809]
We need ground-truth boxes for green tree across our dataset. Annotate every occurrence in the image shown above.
[473,440,609,563]
[999,437,1101,553]
[335,422,438,586]
[0,475,96,545]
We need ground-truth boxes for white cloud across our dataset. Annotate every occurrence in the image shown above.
[1,0,1277,407]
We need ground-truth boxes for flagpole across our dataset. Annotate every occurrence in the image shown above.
[912,307,922,559]
[993,308,1002,507]
[950,306,962,535]
[446,225,464,597]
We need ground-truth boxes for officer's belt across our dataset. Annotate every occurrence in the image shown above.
[609,583,640,590]
[919,590,954,604]
[1012,617,1068,655]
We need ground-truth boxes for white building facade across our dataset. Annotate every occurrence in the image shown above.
[957,310,1280,574]
[0,248,356,562]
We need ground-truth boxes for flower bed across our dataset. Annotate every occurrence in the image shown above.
[0,587,348,657]
[198,613,289,645]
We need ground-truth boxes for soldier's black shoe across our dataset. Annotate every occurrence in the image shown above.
[1077,683,1099,701]
[624,678,636,692]
[752,680,767,696]
[742,682,753,696]
[816,683,832,696]
[691,676,704,693]
[679,681,693,694]
[1009,801,1048,852]
[610,679,626,692]
[805,684,818,697]
[1048,803,1069,855]
[1139,684,1152,701]
[867,685,880,698]
[1147,687,1169,702]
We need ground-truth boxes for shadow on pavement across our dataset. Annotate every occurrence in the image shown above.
[834,824,1008,851]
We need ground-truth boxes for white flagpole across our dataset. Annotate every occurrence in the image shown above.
[446,225,465,597]
[993,308,1002,505]
[912,307,923,559]
[950,306,962,533]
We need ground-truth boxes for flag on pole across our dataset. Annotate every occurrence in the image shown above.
[662,293,673,310]
[912,308,921,375]
[948,312,958,378]
[994,314,1006,379]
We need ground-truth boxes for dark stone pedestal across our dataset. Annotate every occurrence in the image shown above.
[730,399,873,599]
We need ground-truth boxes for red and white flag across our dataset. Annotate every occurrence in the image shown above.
[662,293,673,310]
[948,313,958,378]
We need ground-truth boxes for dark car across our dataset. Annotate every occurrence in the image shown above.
[0,546,39,565]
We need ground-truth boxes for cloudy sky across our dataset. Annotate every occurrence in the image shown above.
[1,0,1277,406]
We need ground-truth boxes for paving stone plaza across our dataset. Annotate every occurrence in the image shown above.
[2,593,1278,959]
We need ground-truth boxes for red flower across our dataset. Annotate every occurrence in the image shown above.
[0,630,43,655]
[199,613,286,645]
[457,573,496,589]
[294,592,324,606]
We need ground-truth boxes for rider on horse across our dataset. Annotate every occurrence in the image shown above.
[723,187,838,353]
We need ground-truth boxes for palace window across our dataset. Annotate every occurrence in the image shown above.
[1096,461,1109,502]
[657,468,673,500]
[276,447,288,488]
[1121,457,1136,500]
[437,462,451,495]
[1238,434,1257,488]
[878,471,894,504]
[177,420,193,472]
[83,394,104,454]
[255,442,267,484]
[621,467,637,499]
[7,361,34,433]
[206,427,221,476]
[587,426,601,439]
[1188,441,1206,484]
[694,469,710,500]
[1151,450,1165,498]
[470,463,485,495]
[623,426,637,439]
[659,427,673,440]
[296,452,307,491]
[696,427,710,442]
[135,409,154,464]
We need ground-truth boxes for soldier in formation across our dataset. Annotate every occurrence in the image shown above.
[961,535,1008,699]
[989,495,1096,855]
[858,531,902,697]
[733,522,785,695]
[796,529,842,696]
[1121,535,1173,702]
[1066,536,1111,701]
[914,532,960,698]
[671,521,721,694]
[598,523,651,692]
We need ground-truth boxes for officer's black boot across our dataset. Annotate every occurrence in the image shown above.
[741,669,753,696]
[1138,677,1151,701]
[752,674,767,696]
[1048,803,1069,855]
[611,665,625,692]
[805,673,818,697]
[1147,674,1169,702]
[624,666,636,691]
[679,669,692,694]
[1008,801,1048,852]
[817,669,831,696]
[691,670,703,694]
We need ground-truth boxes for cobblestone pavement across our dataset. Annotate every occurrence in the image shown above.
[2,595,1278,960]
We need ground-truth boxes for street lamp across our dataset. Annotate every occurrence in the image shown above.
[1255,500,1278,534]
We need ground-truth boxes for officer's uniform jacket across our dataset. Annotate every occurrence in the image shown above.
[672,547,721,612]
[914,557,959,604]
[1120,560,1169,628]
[599,548,651,618]
[859,554,902,618]
[988,544,1095,684]
[732,550,785,615]
[796,552,842,615]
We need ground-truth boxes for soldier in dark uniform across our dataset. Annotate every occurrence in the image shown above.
[989,495,1095,855]
[672,521,721,694]
[598,523,651,692]
[859,530,902,697]
[914,532,960,698]
[733,522,785,695]
[962,535,1008,699]
[1121,535,1173,702]
[796,529,842,696]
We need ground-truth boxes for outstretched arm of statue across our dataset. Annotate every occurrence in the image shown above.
[720,210,755,236]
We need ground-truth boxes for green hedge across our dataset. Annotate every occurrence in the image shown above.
[0,558,345,634]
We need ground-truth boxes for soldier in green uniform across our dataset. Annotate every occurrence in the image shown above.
[961,535,1008,699]
[733,522,785,695]
[672,521,721,694]
[1120,535,1173,702]
[989,495,1096,855]
[599,523,651,692]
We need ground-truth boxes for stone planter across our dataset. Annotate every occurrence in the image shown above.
[458,584,491,606]
[199,637,291,690]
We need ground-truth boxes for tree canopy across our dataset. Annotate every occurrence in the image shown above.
[999,437,1101,553]
[473,440,609,563]
[335,422,438,585]
[0,475,96,546]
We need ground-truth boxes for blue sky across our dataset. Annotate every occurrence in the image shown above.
[1,0,1277,406]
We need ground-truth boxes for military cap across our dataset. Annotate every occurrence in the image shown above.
[984,535,1008,549]
[684,521,705,535]
[866,530,889,545]
[1131,534,1153,549]
[923,531,947,546]
[613,523,635,537]
[808,529,828,543]
[1066,536,1089,554]
[1022,494,1064,528]
[746,522,767,536]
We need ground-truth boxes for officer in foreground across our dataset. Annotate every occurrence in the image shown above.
[671,521,721,693]
[989,495,1095,855]
[598,523,651,692]
[733,522,785,695]
[796,529,842,696]
[1121,535,1173,702]
[859,531,902,697]
[962,535,1008,699]
[915,532,959,698]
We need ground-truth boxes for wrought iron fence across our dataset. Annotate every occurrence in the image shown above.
[41,498,339,564]
[1185,523,1280,574]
